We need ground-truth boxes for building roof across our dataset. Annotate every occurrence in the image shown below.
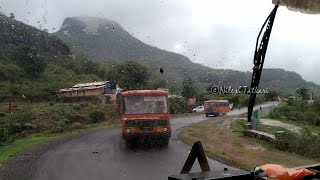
[122,90,168,96]
[204,100,229,103]
[57,86,104,92]
[73,81,113,88]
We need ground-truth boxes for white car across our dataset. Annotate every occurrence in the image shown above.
[193,105,204,113]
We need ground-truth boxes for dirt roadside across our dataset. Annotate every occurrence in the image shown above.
[179,116,318,170]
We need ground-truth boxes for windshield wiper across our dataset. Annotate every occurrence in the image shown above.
[248,5,279,122]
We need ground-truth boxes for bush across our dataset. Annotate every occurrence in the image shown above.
[4,112,32,124]
[0,112,6,118]
[0,128,12,145]
[276,128,320,158]
[169,98,189,114]
[79,103,88,108]
[89,111,105,123]
[303,111,320,124]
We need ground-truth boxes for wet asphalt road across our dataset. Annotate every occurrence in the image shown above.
[1,102,278,180]
[33,115,237,180]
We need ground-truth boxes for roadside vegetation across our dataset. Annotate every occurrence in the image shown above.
[234,119,320,158]
[179,118,319,170]
[270,98,320,126]
[0,102,121,163]
[0,102,120,145]
[259,97,320,159]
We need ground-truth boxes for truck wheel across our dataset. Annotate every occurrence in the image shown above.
[162,138,169,147]
[126,139,136,149]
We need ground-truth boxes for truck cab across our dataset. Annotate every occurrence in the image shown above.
[120,90,171,147]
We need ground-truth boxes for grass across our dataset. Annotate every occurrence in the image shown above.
[179,118,319,170]
[268,117,320,135]
[232,119,290,135]
[0,121,120,165]
[0,134,60,164]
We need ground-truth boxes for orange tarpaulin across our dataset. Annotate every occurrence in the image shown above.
[260,164,316,180]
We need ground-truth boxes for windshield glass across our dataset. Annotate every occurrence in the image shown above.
[124,96,167,114]
[1,0,320,180]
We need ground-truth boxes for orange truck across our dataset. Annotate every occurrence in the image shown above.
[204,100,231,117]
[120,90,171,146]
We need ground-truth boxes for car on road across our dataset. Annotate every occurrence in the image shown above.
[192,105,204,113]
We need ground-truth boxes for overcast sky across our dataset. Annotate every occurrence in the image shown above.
[1,0,320,84]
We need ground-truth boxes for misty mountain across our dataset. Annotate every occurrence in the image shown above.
[53,16,320,95]
[0,13,71,65]
[53,17,215,81]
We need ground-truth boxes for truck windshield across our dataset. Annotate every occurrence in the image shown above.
[124,96,168,114]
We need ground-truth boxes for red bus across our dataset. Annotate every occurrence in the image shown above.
[204,100,231,117]
[120,90,171,147]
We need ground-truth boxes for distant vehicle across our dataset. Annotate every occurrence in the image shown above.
[204,100,231,117]
[120,90,171,147]
[229,103,234,110]
[193,105,204,113]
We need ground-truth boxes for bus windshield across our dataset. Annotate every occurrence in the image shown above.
[124,96,168,114]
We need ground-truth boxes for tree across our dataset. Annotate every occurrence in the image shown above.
[181,79,197,98]
[10,45,47,78]
[9,13,15,19]
[265,89,278,101]
[296,87,309,100]
[312,97,320,112]
[110,61,149,90]
[0,63,25,82]
[71,53,99,75]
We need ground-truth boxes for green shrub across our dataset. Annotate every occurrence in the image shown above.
[0,112,6,118]
[4,112,32,124]
[169,98,188,114]
[0,128,12,145]
[89,111,105,123]
[79,103,88,108]
[276,128,320,158]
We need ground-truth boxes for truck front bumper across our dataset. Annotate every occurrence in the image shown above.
[122,132,171,141]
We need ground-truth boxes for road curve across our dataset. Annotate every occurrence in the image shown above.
[0,102,278,180]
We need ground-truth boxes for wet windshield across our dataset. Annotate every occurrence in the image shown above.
[124,96,167,114]
[1,0,320,180]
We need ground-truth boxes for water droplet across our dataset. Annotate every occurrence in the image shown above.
[105,25,108,29]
